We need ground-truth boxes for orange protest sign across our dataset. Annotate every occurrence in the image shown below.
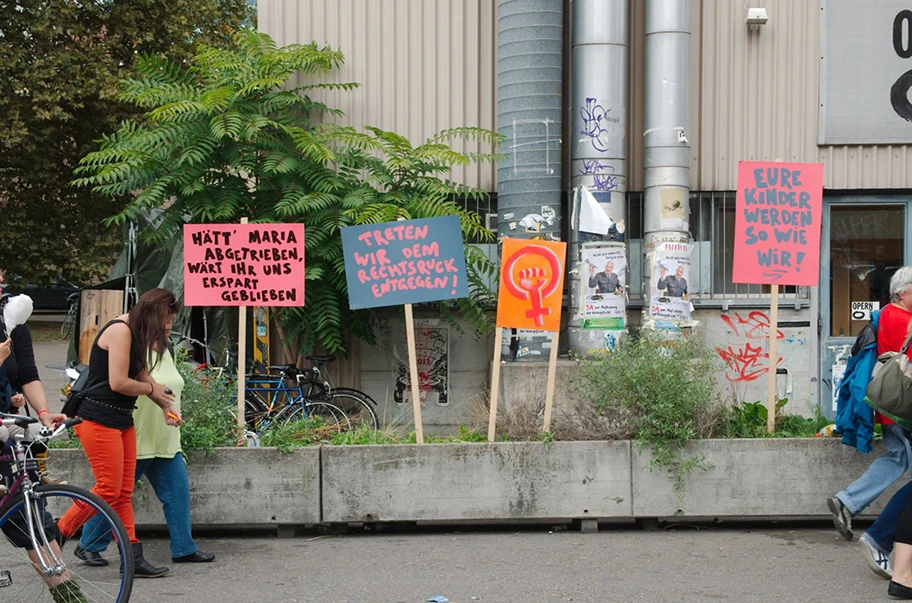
[496,238,567,331]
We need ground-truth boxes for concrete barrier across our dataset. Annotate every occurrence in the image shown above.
[48,447,321,526]
[322,441,633,522]
[631,438,902,519]
[47,438,899,526]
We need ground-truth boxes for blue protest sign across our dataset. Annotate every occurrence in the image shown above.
[341,216,470,309]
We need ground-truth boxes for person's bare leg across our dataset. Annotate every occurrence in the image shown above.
[894,542,912,587]
[26,540,71,588]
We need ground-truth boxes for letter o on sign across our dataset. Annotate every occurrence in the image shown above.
[852,309,867,321]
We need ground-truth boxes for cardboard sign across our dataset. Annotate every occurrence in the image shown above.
[183,224,305,307]
[732,162,824,286]
[341,216,469,310]
[496,238,567,331]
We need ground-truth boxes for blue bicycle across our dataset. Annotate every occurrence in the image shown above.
[247,356,379,431]
[243,370,352,434]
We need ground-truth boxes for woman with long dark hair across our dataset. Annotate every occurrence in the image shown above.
[57,288,182,578]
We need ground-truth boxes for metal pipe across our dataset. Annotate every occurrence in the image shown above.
[643,0,693,329]
[567,0,628,354]
[497,0,564,361]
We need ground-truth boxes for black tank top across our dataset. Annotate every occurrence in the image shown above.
[78,319,140,430]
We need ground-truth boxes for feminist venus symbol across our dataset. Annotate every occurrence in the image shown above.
[502,245,563,327]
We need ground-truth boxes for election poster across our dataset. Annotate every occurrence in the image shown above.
[732,162,824,286]
[650,242,693,324]
[183,224,305,307]
[580,243,626,329]
[341,216,469,309]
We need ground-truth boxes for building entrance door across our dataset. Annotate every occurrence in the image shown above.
[820,198,909,419]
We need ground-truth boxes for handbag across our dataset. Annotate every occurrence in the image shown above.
[61,369,107,419]
[865,330,912,421]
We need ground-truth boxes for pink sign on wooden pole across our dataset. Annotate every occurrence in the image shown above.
[183,224,305,306]
[732,161,824,287]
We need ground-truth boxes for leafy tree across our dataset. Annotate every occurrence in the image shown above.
[73,31,500,355]
[0,0,253,285]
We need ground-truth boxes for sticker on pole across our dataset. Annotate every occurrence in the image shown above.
[496,238,567,331]
[183,224,305,306]
[340,216,469,310]
[851,301,879,321]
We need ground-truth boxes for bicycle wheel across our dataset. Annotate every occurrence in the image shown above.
[60,309,76,340]
[0,484,134,602]
[274,401,352,433]
[244,392,270,429]
[326,391,380,430]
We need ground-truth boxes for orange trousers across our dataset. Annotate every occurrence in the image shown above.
[58,420,138,544]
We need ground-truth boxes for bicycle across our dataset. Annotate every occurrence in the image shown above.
[272,355,380,431]
[0,413,134,602]
[60,293,79,340]
[244,371,353,434]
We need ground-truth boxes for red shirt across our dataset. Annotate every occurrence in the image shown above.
[875,303,912,425]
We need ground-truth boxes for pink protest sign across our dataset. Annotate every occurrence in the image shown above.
[183,224,305,306]
[732,161,823,287]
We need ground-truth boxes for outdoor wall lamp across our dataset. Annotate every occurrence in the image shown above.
[746,7,769,26]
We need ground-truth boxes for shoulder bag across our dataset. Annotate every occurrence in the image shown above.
[866,330,912,421]
[61,370,108,419]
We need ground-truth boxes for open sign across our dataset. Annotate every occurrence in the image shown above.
[851,301,880,321]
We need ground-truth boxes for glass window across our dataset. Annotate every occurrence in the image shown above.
[829,205,905,337]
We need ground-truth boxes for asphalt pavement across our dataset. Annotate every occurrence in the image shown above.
[124,526,889,603]
[27,341,896,603]
[34,339,70,415]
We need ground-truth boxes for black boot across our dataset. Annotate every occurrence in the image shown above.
[132,542,169,578]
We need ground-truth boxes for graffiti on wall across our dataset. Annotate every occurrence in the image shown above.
[716,311,784,382]
[394,325,449,405]
[579,97,620,153]
[580,159,620,192]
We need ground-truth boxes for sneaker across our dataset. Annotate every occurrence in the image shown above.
[859,534,893,579]
[39,472,68,486]
[827,496,854,541]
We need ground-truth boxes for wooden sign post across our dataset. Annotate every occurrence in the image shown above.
[730,160,824,434]
[340,216,470,445]
[542,331,560,432]
[237,218,248,435]
[488,238,567,441]
[486,326,504,441]
[766,284,779,433]
[404,304,425,444]
[182,220,307,437]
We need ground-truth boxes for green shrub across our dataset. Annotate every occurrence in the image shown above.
[573,332,722,493]
[717,399,830,439]
[177,356,238,453]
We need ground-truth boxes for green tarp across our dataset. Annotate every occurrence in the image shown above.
[68,212,238,367]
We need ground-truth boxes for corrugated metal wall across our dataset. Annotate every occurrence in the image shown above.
[258,0,498,191]
[259,0,912,192]
[628,0,912,191]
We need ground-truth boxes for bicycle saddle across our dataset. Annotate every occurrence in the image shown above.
[268,364,298,373]
[306,355,335,366]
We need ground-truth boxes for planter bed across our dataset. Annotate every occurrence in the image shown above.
[48,447,321,527]
[321,441,632,523]
[47,438,899,528]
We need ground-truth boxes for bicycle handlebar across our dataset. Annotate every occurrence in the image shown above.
[0,413,82,441]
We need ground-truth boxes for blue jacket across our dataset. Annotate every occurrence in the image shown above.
[835,310,880,453]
